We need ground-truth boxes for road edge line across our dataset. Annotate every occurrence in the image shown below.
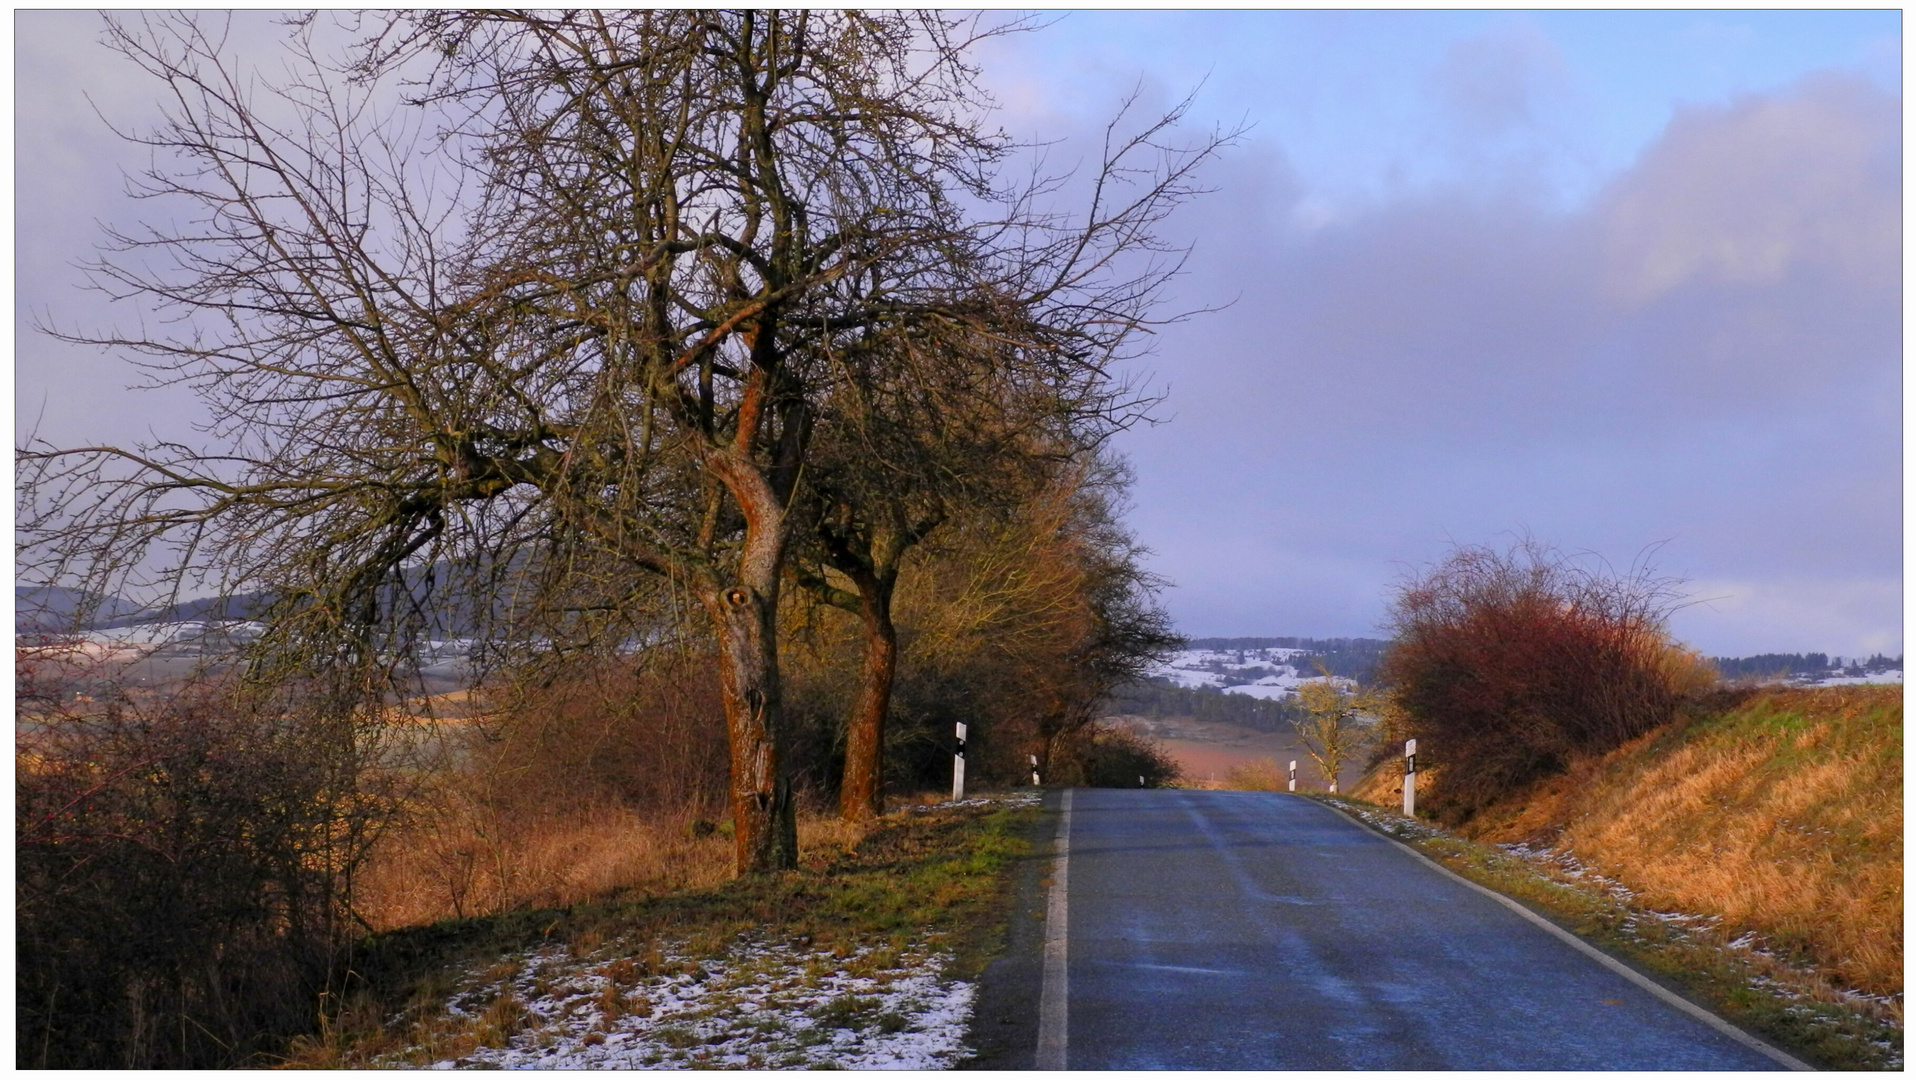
[1035,787,1072,1070]
[1305,796,1813,1072]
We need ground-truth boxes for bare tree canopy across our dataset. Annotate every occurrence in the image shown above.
[19,9,1228,873]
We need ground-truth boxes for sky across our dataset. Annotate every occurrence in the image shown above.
[972,10,1903,659]
[11,10,1905,659]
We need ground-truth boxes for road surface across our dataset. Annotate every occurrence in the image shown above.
[986,787,1797,1070]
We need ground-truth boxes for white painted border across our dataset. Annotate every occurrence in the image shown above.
[1035,788,1073,1069]
[1305,796,1813,1072]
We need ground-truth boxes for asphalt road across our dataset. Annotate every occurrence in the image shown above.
[1013,787,1795,1070]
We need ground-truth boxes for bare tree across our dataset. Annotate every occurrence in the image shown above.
[399,11,1224,859]
[892,453,1179,785]
[21,10,1226,873]
[788,314,1129,820]
[1290,668,1377,794]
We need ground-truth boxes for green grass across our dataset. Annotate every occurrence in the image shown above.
[1319,795,1902,1071]
[286,800,1038,1067]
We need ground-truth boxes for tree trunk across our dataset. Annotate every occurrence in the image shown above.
[839,571,897,823]
[703,444,800,875]
[705,579,799,874]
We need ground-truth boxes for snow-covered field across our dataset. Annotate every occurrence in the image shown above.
[1798,670,1902,687]
[17,622,480,676]
[1146,645,1902,698]
[1146,647,1349,700]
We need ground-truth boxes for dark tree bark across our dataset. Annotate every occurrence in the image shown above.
[704,579,799,870]
[840,567,899,822]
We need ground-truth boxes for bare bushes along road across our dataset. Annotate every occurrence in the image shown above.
[970,788,1802,1070]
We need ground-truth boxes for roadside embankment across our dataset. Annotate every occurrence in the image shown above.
[287,796,1038,1068]
[1344,685,1901,1069]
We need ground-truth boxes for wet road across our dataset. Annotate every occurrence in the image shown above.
[1039,788,1796,1070]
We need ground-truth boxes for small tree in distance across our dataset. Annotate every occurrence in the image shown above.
[1291,666,1377,793]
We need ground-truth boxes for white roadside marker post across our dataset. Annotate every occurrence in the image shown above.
[1288,760,1297,793]
[1403,737,1418,818]
[1030,753,1041,787]
[952,721,967,802]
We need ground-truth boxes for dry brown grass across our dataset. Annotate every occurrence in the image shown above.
[355,797,873,931]
[1220,757,1288,792]
[1456,686,1901,997]
[356,800,726,930]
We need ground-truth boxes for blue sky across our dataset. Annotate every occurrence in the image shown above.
[12,10,1905,658]
[991,10,1899,207]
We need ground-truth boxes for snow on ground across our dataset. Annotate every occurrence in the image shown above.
[397,936,976,1070]
[1147,647,1349,701]
[913,794,1039,813]
[388,795,1041,1071]
[1219,682,1300,701]
[1495,840,1903,1068]
[1796,671,1902,686]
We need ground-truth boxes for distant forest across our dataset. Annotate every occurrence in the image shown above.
[1711,652,1903,678]
[1106,680,1302,734]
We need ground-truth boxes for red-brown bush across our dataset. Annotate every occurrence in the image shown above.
[1380,538,1713,822]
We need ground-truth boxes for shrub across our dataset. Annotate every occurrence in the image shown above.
[16,675,382,1068]
[1058,722,1182,788]
[352,651,736,927]
[1222,758,1288,792]
[467,653,732,817]
[1379,537,1712,822]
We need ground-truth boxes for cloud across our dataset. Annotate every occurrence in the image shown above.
[1600,74,1900,304]
[1121,72,1900,654]
[1672,576,1904,659]
[1426,18,1573,140]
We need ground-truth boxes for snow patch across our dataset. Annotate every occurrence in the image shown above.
[395,937,977,1070]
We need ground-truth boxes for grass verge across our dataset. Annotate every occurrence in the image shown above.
[1317,794,1901,1071]
[1449,686,1902,996]
[284,796,1039,1068]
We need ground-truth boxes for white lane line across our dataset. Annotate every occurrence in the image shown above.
[1302,797,1813,1072]
[1036,787,1073,1069]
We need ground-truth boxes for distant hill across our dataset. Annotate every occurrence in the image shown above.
[92,591,279,629]
[1106,679,1301,733]
[16,584,282,634]
[18,559,539,640]
[1107,637,1391,726]
[15,586,148,634]
[1186,636,1389,652]
[1116,636,1900,730]
[1177,637,1391,683]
